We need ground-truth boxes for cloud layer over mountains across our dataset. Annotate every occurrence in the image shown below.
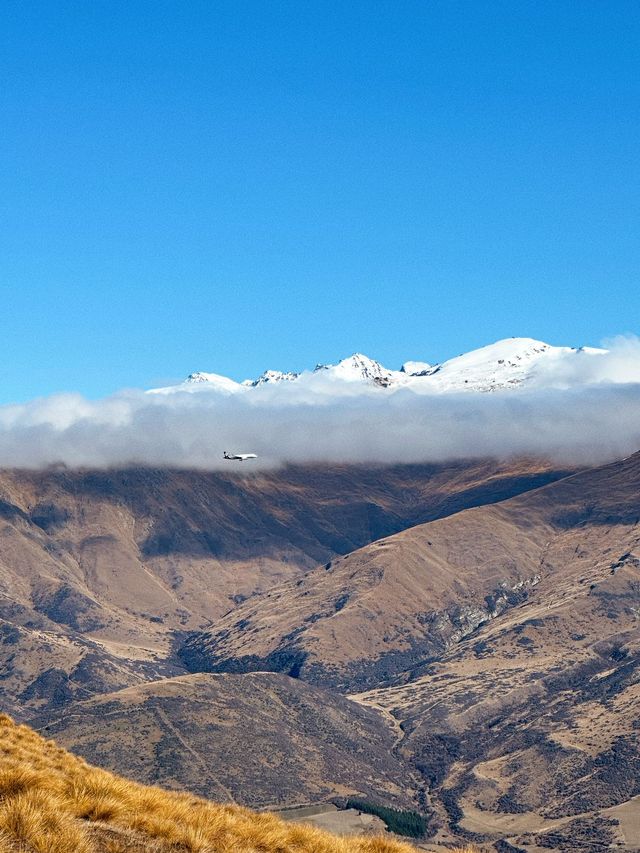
[1,337,640,469]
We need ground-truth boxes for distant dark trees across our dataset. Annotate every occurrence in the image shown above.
[344,798,428,838]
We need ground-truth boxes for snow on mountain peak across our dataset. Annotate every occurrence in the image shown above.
[401,360,432,376]
[150,337,622,396]
[244,369,300,387]
[314,353,396,385]
[421,337,562,392]
[181,372,242,392]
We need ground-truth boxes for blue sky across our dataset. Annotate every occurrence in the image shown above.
[2,0,639,402]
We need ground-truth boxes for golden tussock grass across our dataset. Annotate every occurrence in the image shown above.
[0,713,451,853]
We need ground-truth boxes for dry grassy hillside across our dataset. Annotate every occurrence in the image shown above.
[0,460,566,717]
[172,453,640,848]
[35,672,419,809]
[181,451,640,690]
[5,455,637,848]
[0,714,425,853]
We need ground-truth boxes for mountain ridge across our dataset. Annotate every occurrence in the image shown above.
[2,452,640,849]
[178,450,640,691]
[0,459,568,718]
[152,337,616,395]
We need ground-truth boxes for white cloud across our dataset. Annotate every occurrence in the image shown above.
[1,338,640,469]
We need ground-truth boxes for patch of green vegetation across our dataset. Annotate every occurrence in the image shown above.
[345,798,427,838]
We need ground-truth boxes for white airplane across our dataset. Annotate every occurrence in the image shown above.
[223,451,258,461]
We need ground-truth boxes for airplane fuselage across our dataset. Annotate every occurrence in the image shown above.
[223,452,258,461]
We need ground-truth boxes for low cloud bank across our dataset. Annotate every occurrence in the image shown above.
[0,384,639,470]
[1,337,640,469]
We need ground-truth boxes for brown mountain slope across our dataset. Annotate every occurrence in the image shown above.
[355,548,640,848]
[180,451,640,692]
[3,454,638,848]
[33,671,420,810]
[168,452,640,848]
[0,713,422,853]
[0,460,567,716]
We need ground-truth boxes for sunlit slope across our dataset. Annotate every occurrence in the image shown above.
[0,714,420,853]
[0,460,568,717]
[181,451,640,690]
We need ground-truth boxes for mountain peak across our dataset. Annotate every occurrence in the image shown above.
[315,353,395,384]
[180,372,241,393]
[245,369,300,387]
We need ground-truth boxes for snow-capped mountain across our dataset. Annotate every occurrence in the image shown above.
[243,370,300,387]
[151,337,617,396]
[419,338,606,392]
[312,353,397,386]
[181,372,242,393]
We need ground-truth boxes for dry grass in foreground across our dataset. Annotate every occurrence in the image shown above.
[0,714,426,853]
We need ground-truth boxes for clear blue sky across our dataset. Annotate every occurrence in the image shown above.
[2,0,639,402]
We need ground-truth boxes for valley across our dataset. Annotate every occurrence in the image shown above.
[0,454,639,850]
